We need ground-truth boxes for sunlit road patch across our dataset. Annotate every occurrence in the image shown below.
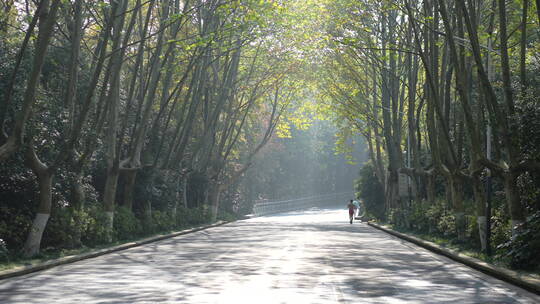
[0,209,539,303]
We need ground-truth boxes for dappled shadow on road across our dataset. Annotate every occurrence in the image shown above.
[0,210,537,303]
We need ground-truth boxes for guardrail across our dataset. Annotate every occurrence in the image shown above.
[252,192,353,216]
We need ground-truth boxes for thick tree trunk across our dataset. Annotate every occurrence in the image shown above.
[209,184,222,222]
[504,172,524,236]
[471,174,487,250]
[22,170,53,257]
[450,174,466,241]
[103,167,119,242]
[69,170,85,248]
[71,172,85,210]
[386,170,400,215]
[122,170,137,211]
[426,172,436,204]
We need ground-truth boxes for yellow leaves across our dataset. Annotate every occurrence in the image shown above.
[276,121,292,138]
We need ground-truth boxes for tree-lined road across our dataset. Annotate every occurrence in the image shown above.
[1,209,538,303]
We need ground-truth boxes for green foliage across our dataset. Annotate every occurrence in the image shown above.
[436,209,456,238]
[217,211,239,222]
[150,210,175,233]
[355,162,385,220]
[408,201,431,231]
[82,206,111,247]
[176,206,210,227]
[114,207,142,241]
[491,206,511,251]
[0,239,8,263]
[0,159,37,251]
[43,207,84,249]
[399,198,457,238]
[498,211,540,269]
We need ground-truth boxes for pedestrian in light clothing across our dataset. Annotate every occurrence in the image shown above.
[352,199,360,217]
[347,200,355,224]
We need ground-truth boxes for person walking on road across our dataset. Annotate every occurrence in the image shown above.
[347,200,355,224]
[352,199,360,217]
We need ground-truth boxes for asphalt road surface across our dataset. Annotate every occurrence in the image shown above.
[1,208,539,303]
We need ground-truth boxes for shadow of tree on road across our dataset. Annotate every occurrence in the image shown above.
[0,212,535,303]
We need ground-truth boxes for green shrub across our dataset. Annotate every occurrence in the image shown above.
[491,206,511,251]
[498,211,540,269]
[151,210,175,232]
[404,198,458,237]
[42,207,84,249]
[388,208,408,229]
[0,239,8,262]
[424,200,444,233]
[82,206,110,246]
[218,211,238,222]
[437,210,456,237]
[176,206,210,227]
[409,200,430,231]
[114,207,142,241]
[466,215,481,246]
[355,162,385,221]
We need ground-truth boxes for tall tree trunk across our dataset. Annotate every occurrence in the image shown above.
[22,171,53,257]
[498,0,525,231]
[426,171,436,204]
[209,184,222,222]
[22,146,54,257]
[450,174,466,241]
[123,170,137,211]
[102,0,128,242]
[536,0,540,25]
[505,172,524,235]
[520,0,528,91]
[472,173,487,250]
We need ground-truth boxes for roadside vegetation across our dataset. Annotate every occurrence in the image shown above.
[344,0,540,273]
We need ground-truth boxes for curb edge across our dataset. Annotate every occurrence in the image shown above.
[0,220,230,281]
[367,222,540,295]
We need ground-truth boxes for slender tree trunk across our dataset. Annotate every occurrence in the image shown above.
[172,174,181,219]
[520,0,528,91]
[536,0,540,24]
[0,0,61,162]
[0,0,41,138]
